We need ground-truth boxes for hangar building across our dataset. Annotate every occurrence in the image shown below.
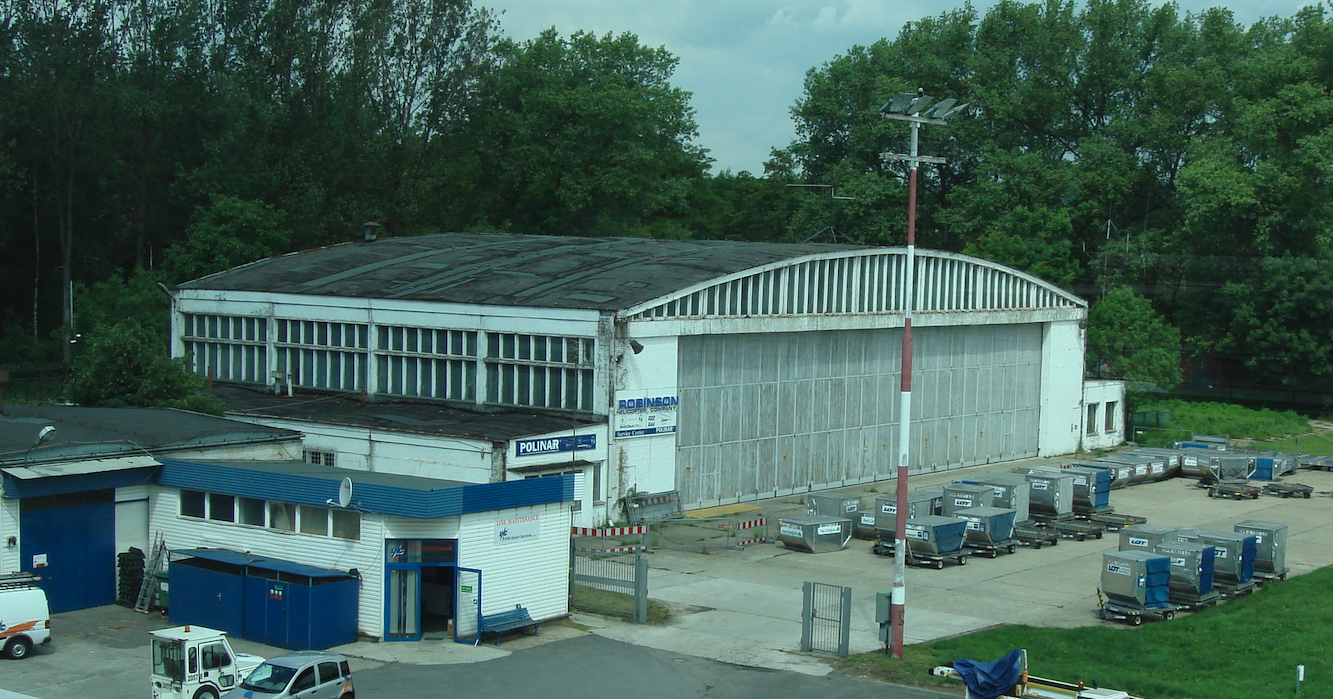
[171,233,1121,525]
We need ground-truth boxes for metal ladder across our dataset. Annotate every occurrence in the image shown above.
[134,533,167,613]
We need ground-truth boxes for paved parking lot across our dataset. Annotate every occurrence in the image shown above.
[594,457,1333,673]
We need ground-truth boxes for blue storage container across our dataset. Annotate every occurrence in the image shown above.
[904,515,967,555]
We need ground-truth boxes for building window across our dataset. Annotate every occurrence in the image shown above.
[238,497,265,526]
[178,489,359,540]
[523,469,584,511]
[1105,401,1118,433]
[304,450,336,468]
[274,319,369,392]
[376,326,478,401]
[180,490,206,518]
[1087,403,1100,436]
[486,333,595,411]
[182,314,268,384]
[208,494,235,523]
[269,502,296,532]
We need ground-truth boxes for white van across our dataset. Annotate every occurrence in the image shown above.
[0,573,51,660]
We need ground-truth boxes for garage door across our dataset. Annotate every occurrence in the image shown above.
[20,490,116,613]
[676,324,1042,508]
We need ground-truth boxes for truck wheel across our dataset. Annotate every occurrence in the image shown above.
[958,556,968,565]
[934,559,944,570]
[4,636,31,660]
[193,686,220,699]
[1163,610,1175,621]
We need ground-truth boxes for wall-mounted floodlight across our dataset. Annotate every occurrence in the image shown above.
[628,340,645,355]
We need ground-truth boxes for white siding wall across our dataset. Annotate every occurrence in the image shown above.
[150,488,387,637]
[1038,320,1085,456]
[0,498,18,574]
[457,503,571,622]
[226,416,495,482]
[609,335,680,513]
[506,424,607,528]
[1082,379,1127,451]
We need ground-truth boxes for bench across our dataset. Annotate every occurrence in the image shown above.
[479,604,538,645]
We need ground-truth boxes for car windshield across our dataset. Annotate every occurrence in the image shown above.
[151,639,184,682]
[240,662,298,693]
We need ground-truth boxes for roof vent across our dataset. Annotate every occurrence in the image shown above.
[362,221,383,242]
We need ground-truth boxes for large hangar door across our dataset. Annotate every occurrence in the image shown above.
[676,324,1042,509]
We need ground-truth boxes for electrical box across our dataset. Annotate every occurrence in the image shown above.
[876,592,892,642]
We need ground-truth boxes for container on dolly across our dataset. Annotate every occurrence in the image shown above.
[873,488,942,538]
[1098,550,1180,625]
[806,493,863,518]
[1154,541,1220,610]
[1172,527,1257,598]
[1234,520,1289,581]
[954,506,1019,558]
[961,473,1032,523]
[873,515,969,569]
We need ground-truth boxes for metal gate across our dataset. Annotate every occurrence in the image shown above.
[800,581,851,657]
[570,546,649,624]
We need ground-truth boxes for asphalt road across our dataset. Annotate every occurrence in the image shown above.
[350,634,950,699]
[0,605,951,699]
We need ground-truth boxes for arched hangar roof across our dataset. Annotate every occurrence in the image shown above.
[177,233,1083,317]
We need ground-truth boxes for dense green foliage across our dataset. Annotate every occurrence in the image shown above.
[1131,398,1310,445]
[840,564,1333,699]
[4,0,1333,402]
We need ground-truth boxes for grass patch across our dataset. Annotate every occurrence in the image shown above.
[841,567,1333,699]
[1256,432,1333,456]
[572,586,672,625]
[1133,400,1311,447]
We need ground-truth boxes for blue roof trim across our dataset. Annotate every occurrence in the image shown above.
[156,458,574,519]
[3,467,158,498]
[175,548,353,579]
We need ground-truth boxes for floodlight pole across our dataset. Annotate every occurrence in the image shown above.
[881,90,963,660]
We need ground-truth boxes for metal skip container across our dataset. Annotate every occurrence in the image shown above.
[1119,524,1180,552]
[806,493,863,518]
[954,506,1018,546]
[942,483,994,516]
[904,515,968,556]
[1024,470,1074,518]
[1045,465,1111,511]
[1234,520,1288,576]
[1153,541,1216,596]
[964,473,1031,523]
[874,489,942,538]
[778,515,853,553]
[854,510,878,540]
[1102,550,1172,609]
[1084,460,1135,489]
[1173,528,1257,584]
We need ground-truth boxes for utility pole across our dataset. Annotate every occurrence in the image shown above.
[880,88,968,659]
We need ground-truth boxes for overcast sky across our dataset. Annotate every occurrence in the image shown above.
[488,1,1317,175]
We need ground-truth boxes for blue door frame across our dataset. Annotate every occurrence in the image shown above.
[384,539,458,642]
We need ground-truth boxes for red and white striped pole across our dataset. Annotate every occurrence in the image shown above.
[880,89,966,659]
[890,117,921,659]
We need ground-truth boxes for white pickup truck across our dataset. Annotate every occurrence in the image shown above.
[150,626,265,699]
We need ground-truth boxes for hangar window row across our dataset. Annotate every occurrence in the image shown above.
[182,314,595,412]
[178,489,361,540]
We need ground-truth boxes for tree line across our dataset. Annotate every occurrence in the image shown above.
[1,0,1330,406]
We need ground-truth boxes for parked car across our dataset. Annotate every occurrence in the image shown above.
[0,573,51,660]
[223,651,353,699]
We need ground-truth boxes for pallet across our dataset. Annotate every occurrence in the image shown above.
[1100,600,1180,625]
[1085,512,1148,532]
[1207,482,1262,500]
[1170,591,1221,610]
[1044,519,1105,541]
[1013,526,1060,549]
[1214,580,1257,599]
[871,541,968,569]
[1262,483,1313,499]
[1253,567,1290,582]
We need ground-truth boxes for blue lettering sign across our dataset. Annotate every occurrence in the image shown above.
[616,396,680,412]
[515,434,596,457]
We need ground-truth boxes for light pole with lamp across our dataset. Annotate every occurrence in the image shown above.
[880,88,968,659]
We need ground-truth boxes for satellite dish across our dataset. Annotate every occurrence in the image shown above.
[338,477,353,509]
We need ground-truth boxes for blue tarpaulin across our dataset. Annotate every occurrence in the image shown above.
[953,648,1024,699]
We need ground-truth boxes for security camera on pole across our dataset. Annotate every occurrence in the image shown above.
[880,88,968,659]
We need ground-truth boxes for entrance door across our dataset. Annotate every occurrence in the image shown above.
[453,568,481,644]
[386,568,419,641]
[20,490,116,613]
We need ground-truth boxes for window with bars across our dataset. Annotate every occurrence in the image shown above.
[375,325,478,401]
[274,319,369,391]
[304,450,337,468]
[182,314,268,384]
[485,333,595,411]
